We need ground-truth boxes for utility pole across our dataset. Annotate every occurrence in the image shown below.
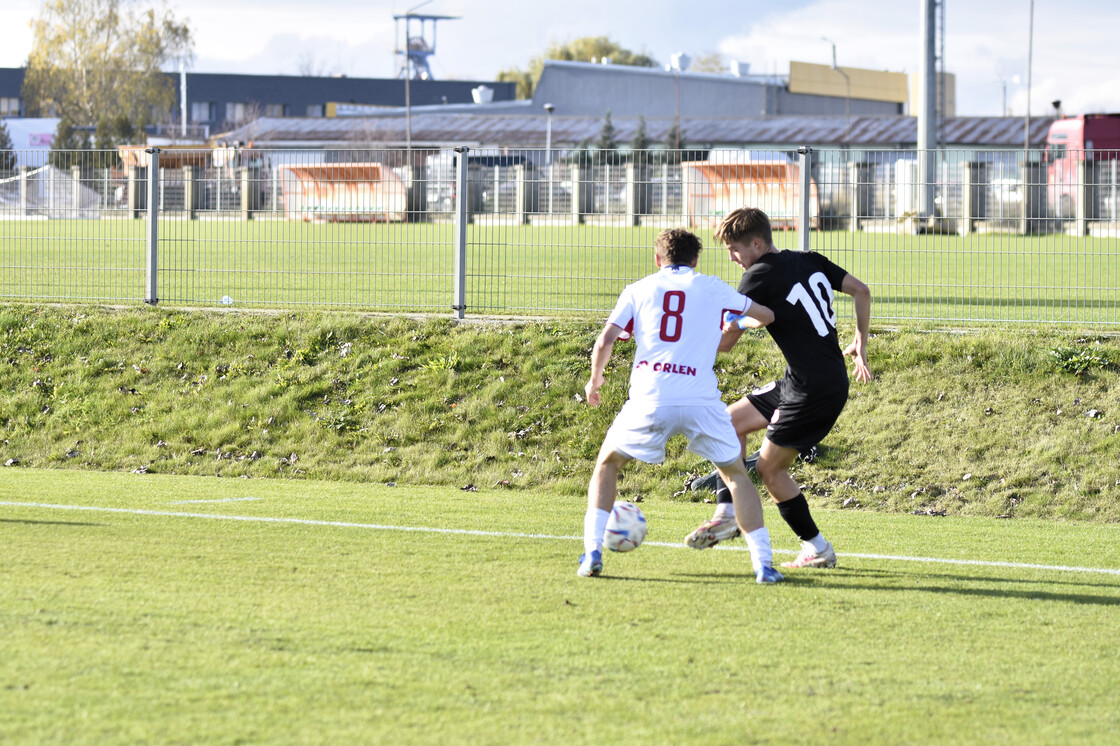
[917,0,938,223]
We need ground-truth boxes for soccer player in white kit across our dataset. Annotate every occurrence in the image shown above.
[580,228,785,583]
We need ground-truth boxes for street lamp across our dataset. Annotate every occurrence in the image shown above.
[823,37,851,149]
[543,103,555,214]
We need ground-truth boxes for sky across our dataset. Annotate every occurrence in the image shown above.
[3,0,1120,118]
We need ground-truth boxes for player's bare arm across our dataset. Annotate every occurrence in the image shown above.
[584,323,625,406]
[840,274,873,382]
[717,300,773,352]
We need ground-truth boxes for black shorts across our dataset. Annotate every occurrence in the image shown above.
[746,379,849,451]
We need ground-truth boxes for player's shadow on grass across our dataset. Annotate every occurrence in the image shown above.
[0,518,102,527]
[786,570,1120,606]
[851,566,1120,590]
[669,568,1120,604]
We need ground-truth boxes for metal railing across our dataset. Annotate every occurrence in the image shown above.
[1,145,1118,326]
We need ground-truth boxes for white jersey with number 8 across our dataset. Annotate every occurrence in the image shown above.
[607,265,750,406]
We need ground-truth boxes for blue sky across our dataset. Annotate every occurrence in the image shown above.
[4,0,1119,117]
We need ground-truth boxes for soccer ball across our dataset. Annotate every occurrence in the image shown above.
[604,501,647,552]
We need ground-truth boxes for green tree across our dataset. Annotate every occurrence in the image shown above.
[0,121,15,172]
[22,0,192,131]
[48,117,90,169]
[628,115,653,160]
[94,113,137,150]
[595,109,623,165]
[663,118,686,164]
[497,36,658,100]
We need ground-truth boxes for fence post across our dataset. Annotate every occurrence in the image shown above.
[71,165,82,218]
[493,165,500,215]
[452,146,469,319]
[145,148,160,305]
[1075,160,1089,236]
[183,165,196,218]
[128,165,139,217]
[19,166,29,217]
[625,161,637,226]
[798,146,812,250]
[571,163,583,224]
[514,164,526,225]
[959,161,974,237]
[847,162,860,233]
[240,166,250,220]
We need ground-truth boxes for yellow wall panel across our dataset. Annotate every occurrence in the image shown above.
[789,61,909,104]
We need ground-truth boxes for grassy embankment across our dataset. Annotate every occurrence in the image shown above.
[2,303,1119,521]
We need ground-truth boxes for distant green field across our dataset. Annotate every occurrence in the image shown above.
[3,469,1120,744]
[2,218,1118,324]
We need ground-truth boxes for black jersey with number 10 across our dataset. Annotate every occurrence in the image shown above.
[736,250,850,395]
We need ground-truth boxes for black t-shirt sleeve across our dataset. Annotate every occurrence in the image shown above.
[737,265,769,303]
[811,252,849,290]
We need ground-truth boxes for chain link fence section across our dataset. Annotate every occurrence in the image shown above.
[0,144,1118,325]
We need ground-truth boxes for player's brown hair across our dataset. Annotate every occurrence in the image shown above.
[714,207,773,248]
[654,228,703,266]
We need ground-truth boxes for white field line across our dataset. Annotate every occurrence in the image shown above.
[169,497,262,504]
[3,500,1120,577]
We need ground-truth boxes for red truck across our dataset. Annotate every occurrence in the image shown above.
[1045,113,1120,218]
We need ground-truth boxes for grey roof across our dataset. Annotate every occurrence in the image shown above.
[220,113,1057,149]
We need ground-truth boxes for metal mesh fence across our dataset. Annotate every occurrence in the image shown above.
[1,145,1118,326]
[0,150,142,302]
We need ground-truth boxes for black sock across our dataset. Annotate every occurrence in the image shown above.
[777,493,819,542]
[714,473,733,505]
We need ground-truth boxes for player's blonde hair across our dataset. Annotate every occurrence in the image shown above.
[654,228,703,266]
[714,207,773,247]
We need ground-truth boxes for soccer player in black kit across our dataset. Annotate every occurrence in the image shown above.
[685,207,873,569]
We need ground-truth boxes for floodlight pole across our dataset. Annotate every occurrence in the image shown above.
[544,102,555,214]
[823,38,851,150]
[1024,0,1034,153]
[401,0,433,168]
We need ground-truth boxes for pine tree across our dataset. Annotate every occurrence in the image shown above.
[0,120,15,172]
[595,110,622,165]
[628,115,653,163]
[663,118,686,164]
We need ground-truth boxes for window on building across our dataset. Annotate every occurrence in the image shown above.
[0,97,20,116]
[264,103,287,117]
[190,101,213,122]
[306,104,324,118]
[225,102,248,124]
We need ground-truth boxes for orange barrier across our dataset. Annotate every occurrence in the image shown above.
[117,145,211,169]
[278,163,406,222]
[682,161,819,231]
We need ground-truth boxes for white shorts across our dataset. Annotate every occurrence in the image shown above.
[602,400,742,467]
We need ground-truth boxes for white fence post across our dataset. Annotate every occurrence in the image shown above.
[798,146,812,250]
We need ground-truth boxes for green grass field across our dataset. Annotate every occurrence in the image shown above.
[2,219,1118,324]
[3,469,1119,745]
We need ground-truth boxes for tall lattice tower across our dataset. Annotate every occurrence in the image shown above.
[393,12,459,81]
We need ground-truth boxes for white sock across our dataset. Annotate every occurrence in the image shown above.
[713,502,735,520]
[744,527,773,572]
[805,533,829,553]
[584,508,610,554]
